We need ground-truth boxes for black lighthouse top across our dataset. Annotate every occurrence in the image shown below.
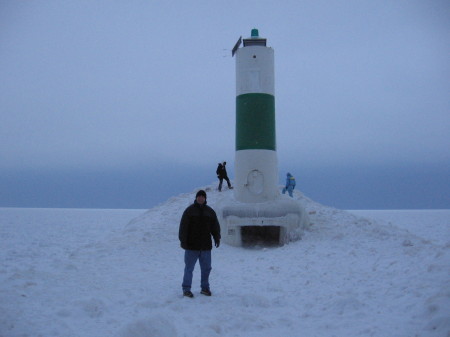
[243,28,267,47]
[232,28,267,57]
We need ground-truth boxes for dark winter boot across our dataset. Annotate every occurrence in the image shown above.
[183,290,194,298]
[201,289,212,296]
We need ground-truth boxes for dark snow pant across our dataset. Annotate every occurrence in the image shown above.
[218,177,231,191]
[282,186,294,197]
[182,250,212,292]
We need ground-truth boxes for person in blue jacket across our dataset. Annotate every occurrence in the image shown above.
[282,172,296,197]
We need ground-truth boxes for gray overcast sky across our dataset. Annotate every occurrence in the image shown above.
[0,1,449,209]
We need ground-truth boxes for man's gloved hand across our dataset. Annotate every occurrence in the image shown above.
[214,240,220,248]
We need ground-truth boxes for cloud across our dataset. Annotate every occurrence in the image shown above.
[0,1,449,207]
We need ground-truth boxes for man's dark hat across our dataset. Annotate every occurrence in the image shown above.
[196,190,207,199]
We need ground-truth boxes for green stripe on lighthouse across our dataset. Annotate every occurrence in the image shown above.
[236,93,276,151]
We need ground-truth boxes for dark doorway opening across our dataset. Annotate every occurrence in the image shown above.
[241,226,281,247]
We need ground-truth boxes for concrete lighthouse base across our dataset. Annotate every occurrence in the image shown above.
[215,194,310,247]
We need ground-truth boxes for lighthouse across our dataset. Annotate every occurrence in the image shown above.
[216,29,309,247]
[234,28,278,203]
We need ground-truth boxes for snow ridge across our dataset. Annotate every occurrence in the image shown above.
[1,187,449,337]
[116,185,450,337]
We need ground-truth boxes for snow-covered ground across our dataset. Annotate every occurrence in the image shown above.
[1,185,449,337]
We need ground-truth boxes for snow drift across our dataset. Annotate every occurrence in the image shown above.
[1,185,449,337]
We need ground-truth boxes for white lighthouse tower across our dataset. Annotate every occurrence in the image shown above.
[216,29,309,247]
[234,28,278,203]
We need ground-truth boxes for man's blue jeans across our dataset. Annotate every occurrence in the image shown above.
[182,250,212,292]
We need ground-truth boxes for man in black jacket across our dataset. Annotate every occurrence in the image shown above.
[179,190,221,298]
[216,161,233,192]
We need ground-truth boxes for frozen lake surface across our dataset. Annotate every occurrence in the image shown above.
[1,187,449,337]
